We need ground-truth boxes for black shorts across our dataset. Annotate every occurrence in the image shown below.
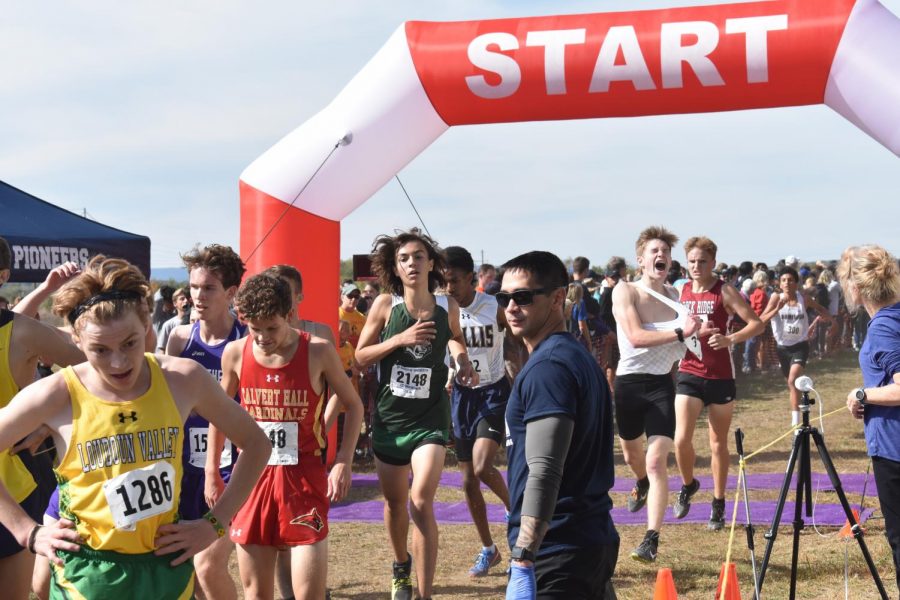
[533,541,619,599]
[676,372,736,406]
[614,373,675,440]
[0,488,43,558]
[454,412,505,462]
[776,341,809,377]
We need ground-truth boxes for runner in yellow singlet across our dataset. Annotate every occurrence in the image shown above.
[0,255,270,600]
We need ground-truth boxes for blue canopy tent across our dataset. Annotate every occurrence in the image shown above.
[0,180,150,283]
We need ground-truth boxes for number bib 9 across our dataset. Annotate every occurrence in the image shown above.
[260,421,299,465]
[103,462,176,531]
[390,365,432,399]
[187,427,233,469]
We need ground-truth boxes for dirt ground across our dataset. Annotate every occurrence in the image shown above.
[223,350,894,599]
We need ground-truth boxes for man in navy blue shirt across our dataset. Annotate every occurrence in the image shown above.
[500,250,619,600]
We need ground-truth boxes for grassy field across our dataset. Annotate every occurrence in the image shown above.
[246,349,894,599]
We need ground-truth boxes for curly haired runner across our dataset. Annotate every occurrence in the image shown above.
[206,273,362,600]
[0,255,270,600]
[355,229,477,600]
[261,264,336,600]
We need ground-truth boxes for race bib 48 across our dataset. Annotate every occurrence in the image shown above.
[260,421,299,465]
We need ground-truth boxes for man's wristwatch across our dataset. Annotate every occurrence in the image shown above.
[511,546,536,563]
[853,387,867,406]
[675,327,685,343]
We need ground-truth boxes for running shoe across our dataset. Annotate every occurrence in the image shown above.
[741,365,752,375]
[468,546,501,578]
[392,554,413,600]
[630,529,659,563]
[626,478,650,513]
[673,479,701,519]
[708,497,726,531]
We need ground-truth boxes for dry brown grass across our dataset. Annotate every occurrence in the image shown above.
[229,350,894,599]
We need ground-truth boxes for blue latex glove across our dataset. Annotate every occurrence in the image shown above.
[506,562,536,600]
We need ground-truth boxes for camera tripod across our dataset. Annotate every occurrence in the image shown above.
[754,391,888,599]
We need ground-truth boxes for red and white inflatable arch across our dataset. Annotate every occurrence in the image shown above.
[240,0,900,333]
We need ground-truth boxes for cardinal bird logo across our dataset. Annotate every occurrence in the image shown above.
[290,507,325,532]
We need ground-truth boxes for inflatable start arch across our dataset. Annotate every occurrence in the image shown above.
[239,0,900,332]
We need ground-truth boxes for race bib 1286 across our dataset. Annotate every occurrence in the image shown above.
[102,462,176,531]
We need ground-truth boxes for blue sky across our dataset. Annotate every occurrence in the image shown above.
[2,0,898,271]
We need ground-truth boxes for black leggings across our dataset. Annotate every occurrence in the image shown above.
[872,455,900,593]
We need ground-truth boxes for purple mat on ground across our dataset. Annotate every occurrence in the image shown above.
[352,471,872,495]
[330,499,872,527]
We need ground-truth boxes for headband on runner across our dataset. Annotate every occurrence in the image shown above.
[67,290,145,326]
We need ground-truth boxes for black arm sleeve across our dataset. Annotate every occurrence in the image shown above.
[521,415,575,523]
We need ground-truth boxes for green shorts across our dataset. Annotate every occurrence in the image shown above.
[51,546,194,600]
[372,427,448,466]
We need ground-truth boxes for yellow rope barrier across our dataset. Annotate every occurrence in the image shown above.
[720,465,745,600]
[742,404,847,463]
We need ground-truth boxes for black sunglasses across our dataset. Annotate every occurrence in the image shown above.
[495,287,558,308]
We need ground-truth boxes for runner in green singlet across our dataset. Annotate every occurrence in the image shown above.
[355,229,476,600]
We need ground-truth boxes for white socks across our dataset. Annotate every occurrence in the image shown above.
[791,411,800,426]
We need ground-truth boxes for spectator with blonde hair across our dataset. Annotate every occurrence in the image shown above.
[565,282,591,352]
[840,244,900,592]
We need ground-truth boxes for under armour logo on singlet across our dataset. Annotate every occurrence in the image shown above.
[118,411,138,423]
[266,374,280,383]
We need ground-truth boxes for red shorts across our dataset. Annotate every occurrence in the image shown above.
[229,459,329,547]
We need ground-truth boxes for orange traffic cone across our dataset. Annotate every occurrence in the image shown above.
[715,562,742,600]
[653,567,677,599]
[839,508,864,539]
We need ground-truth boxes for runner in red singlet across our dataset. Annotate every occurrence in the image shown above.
[205,273,362,600]
[672,237,764,530]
